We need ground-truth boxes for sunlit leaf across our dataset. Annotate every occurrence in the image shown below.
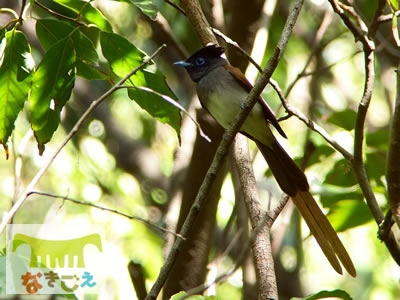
[54,0,113,32]
[128,70,181,138]
[36,19,98,63]
[130,0,158,19]
[388,0,399,10]
[366,129,389,152]
[392,16,400,47]
[100,32,180,138]
[109,0,158,19]
[171,291,216,300]
[76,60,109,80]
[324,159,357,187]
[326,109,357,131]
[365,151,386,186]
[30,37,76,153]
[292,289,353,300]
[0,30,34,157]
[320,186,363,207]
[327,199,373,232]
[33,109,62,154]
[100,31,145,80]
[306,144,335,167]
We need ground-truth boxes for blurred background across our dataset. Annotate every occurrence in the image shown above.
[1,0,400,299]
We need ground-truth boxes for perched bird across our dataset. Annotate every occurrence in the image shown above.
[175,44,356,277]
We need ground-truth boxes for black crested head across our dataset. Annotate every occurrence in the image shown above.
[174,44,227,82]
[187,44,225,61]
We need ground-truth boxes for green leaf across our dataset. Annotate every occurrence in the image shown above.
[327,199,373,232]
[36,19,98,63]
[171,291,216,300]
[292,289,353,300]
[128,70,181,138]
[108,0,158,19]
[33,109,61,154]
[389,0,399,10]
[30,37,76,153]
[324,159,358,187]
[100,31,145,79]
[131,0,158,19]
[76,60,108,80]
[36,19,75,50]
[365,151,386,186]
[0,30,34,156]
[306,144,335,167]
[392,15,400,47]
[326,109,357,131]
[366,129,389,152]
[100,32,180,138]
[320,186,363,207]
[54,0,113,32]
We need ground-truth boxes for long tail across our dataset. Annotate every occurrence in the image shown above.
[255,139,356,277]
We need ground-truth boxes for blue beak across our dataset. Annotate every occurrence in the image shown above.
[174,61,193,67]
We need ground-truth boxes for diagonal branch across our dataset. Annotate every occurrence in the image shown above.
[145,0,304,299]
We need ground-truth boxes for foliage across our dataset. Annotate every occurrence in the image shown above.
[0,0,180,155]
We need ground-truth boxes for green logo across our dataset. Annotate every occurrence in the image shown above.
[12,233,102,268]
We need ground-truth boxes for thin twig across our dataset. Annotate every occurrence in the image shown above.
[26,190,184,239]
[163,0,186,16]
[18,0,27,24]
[269,194,290,222]
[0,8,18,19]
[328,0,374,50]
[33,0,86,26]
[378,210,394,241]
[270,79,353,160]
[0,44,167,234]
[376,11,400,23]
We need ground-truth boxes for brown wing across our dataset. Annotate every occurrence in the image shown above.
[225,65,287,139]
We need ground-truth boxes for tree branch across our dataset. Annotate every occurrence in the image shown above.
[387,65,400,226]
[33,0,86,26]
[145,0,304,298]
[328,0,400,266]
[232,135,277,299]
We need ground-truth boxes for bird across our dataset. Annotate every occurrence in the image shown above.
[174,44,356,277]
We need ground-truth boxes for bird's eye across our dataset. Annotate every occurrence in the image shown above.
[195,57,205,66]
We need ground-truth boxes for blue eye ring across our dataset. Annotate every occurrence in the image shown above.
[195,57,205,66]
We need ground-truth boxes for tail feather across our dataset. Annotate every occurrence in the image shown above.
[294,191,357,277]
[255,140,308,196]
[255,139,356,277]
